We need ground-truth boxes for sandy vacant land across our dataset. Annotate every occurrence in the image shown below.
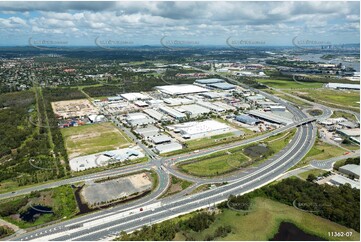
[81,173,152,205]
[61,122,133,159]
[51,99,98,118]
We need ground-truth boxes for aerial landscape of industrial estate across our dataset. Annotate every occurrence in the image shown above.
[0,1,360,241]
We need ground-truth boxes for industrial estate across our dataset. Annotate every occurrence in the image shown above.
[0,1,360,242]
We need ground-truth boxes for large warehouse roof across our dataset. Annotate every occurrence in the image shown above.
[179,104,211,116]
[208,82,236,90]
[325,83,360,90]
[143,109,165,121]
[172,120,230,136]
[248,110,293,125]
[194,78,224,84]
[155,142,183,154]
[155,84,209,95]
[159,105,186,119]
[339,164,360,178]
[121,92,150,101]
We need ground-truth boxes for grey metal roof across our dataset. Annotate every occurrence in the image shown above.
[195,78,224,84]
[339,164,360,177]
[208,82,236,90]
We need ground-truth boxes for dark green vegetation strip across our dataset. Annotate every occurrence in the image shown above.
[177,129,296,177]
[115,178,359,241]
[0,185,77,229]
[160,175,193,198]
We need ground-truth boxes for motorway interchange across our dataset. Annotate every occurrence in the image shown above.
[5,80,333,241]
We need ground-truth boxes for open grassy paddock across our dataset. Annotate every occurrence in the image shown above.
[61,122,133,158]
[331,110,359,122]
[295,139,345,169]
[286,88,360,112]
[256,79,324,89]
[178,129,296,177]
[298,169,327,180]
[172,197,359,241]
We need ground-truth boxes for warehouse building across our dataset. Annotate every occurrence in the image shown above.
[143,109,165,121]
[270,106,287,112]
[325,83,360,90]
[159,106,186,120]
[329,174,360,189]
[339,164,360,179]
[134,125,160,138]
[149,134,172,145]
[194,78,224,85]
[200,92,222,99]
[155,84,208,95]
[337,128,360,138]
[178,104,211,118]
[197,100,225,112]
[207,82,236,90]
[213,101,237,111]
[248,110,293,125]
[155,142,183,154]
[235,114,260,125]
[121,92,150,101]
[163,98,194,106]
[246,94,266,102]
[126,112,155,127]
[170,120,231,139]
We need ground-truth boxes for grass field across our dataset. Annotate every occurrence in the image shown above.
[331,111,358,122]
[178,129,296,177]
[263,89,312,107]
[1,185,78,229]
[295,139,345,168]
[298,169,326,180]
[160,175,193,198]
[256,79,323,89]
[286,89,360,112]
[173,197,359,241]
[61,122,133,158]
[179,151,250,177]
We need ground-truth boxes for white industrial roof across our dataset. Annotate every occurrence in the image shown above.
[248,110,293,125]
[339,164,360,177]
[121,92,150,101]
[330,174,360,189]
[159,106,186,119]
[155,84,209,95]
[171,120,230,136]
[197,100,225,112]
[326,83,360,90]
[163,98,194,106]
[155,142,183,154]
[180,104,211,115]
[127,112,149,121]
[143,109,165,121]
[338,128,360,137]
[149,134,172,144]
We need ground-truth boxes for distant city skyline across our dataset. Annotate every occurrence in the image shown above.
[0,1,359,47]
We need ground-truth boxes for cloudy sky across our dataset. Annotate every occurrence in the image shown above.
[0,1,359,47]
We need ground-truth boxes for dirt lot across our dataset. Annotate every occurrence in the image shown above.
[61,122,133,159]
[80,172,152,206]
[51,99,98,118]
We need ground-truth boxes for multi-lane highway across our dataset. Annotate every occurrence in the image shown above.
[10,103,320,241]
[5,67,337,241]
[14,122,315,241]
